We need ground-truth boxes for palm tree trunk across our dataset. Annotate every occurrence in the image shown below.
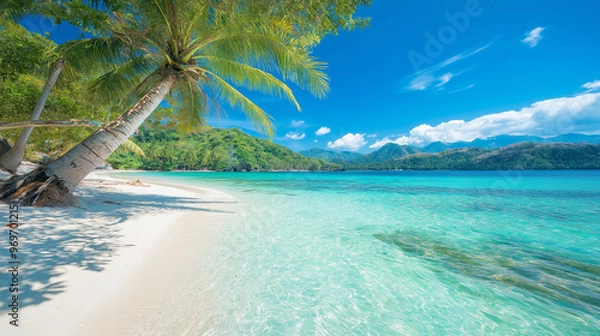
[47,71,179,191]
[0,71,178,206]
[0,60,65,173]
[0,119,96,130]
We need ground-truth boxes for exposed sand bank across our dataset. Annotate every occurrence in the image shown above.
[0,169,239,335]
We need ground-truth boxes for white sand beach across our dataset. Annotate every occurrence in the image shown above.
[0,168,240,335]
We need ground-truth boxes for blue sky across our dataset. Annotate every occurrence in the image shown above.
[25,0,600,153]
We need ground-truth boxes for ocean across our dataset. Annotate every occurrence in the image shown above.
[118,170,600,335]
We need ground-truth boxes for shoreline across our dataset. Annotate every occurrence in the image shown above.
[104,167,600,174]
[0,170,239,335]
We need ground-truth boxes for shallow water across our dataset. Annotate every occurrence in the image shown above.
[118,170,600,335]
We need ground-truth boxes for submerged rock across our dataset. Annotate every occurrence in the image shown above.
[375,232,600,312]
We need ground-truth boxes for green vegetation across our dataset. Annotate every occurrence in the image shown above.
[107,130,600,172]
[343,143,600,170]
[108,128,340,171]
[300,148,362,163]
[351,143,421,164]
[0,0,370,206]
[0,22,104,161]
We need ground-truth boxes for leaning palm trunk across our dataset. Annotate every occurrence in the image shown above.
[0,1,336,206]
[0,60,65,173]
[0,71,178,206]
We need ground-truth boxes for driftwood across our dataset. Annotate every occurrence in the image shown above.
[0,120,98,131]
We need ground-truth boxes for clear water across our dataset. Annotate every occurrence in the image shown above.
[117,170,600,335]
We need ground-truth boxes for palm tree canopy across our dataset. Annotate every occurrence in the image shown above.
[59,0,369,136]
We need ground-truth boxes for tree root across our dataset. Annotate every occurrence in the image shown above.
[0,168,76,207]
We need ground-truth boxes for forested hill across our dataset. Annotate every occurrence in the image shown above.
[350,143,421,164]
[106,129,600,171]
[107,128,340,171]
[299,148,363,163]
[344,143,600,170]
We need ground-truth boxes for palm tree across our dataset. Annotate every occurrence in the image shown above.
[0,60,65,173]
[0,0,328,206]
[0,0,122,173]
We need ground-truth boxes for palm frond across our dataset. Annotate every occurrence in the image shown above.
[195,56,300,110]
[168,76,208,133]
[195,24,330,98]
[0,0,35,20]
[54,1,334,140]
[59,36,130,75]
[119,138,145,157]
[88,54,163,104]
[205,70,274,137]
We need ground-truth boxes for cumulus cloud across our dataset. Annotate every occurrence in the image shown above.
[370,93,600,149]
[583,80,600,92]
[366,134,378,138]
[315,126,331,136]
[285,132,306,141]
[522,27,545,47]
[290,120,305,127]
[404,42,493,92]
[328,133,367,151]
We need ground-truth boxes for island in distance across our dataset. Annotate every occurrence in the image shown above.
[105,128,600,171]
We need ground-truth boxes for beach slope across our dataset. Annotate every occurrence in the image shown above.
[0,171,238,335]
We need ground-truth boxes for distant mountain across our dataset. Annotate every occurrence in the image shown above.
[108,128,341,171]
[423,134,600,152]
[346,143,600,170]
[107,128,600,171]
[351,143,421,164]
[300,148,363,163]
[549,133,600,143]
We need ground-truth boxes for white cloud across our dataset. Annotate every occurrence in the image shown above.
[315,126,331,136]
[409,73,457,91]
[420,43,493,75]
[328,133,367,151]
[367,134,378,138]
[405,42,493,92]
[314,140,318,143]
[522,27,545,47]
[449,83,477,93]
[285,132,306,141]
[370,92,600,149]
[583,80,600,92]
[290,120,305,127]
[435,73,454,88]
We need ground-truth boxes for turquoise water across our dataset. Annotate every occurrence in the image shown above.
[119,171,600,335]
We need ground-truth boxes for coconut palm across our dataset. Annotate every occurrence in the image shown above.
[0,0,124,173]
[0,0,329,206]
[0,60,65,173]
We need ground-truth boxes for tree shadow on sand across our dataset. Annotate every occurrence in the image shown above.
[0,182,236,311]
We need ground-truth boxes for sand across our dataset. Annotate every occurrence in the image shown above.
[0,169,239,335]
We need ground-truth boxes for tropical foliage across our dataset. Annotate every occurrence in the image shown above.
[299,148,363,163]
[61,0,338,134]
[0,0,371,206]
[108,127,339,171]
[0,22,103,161]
